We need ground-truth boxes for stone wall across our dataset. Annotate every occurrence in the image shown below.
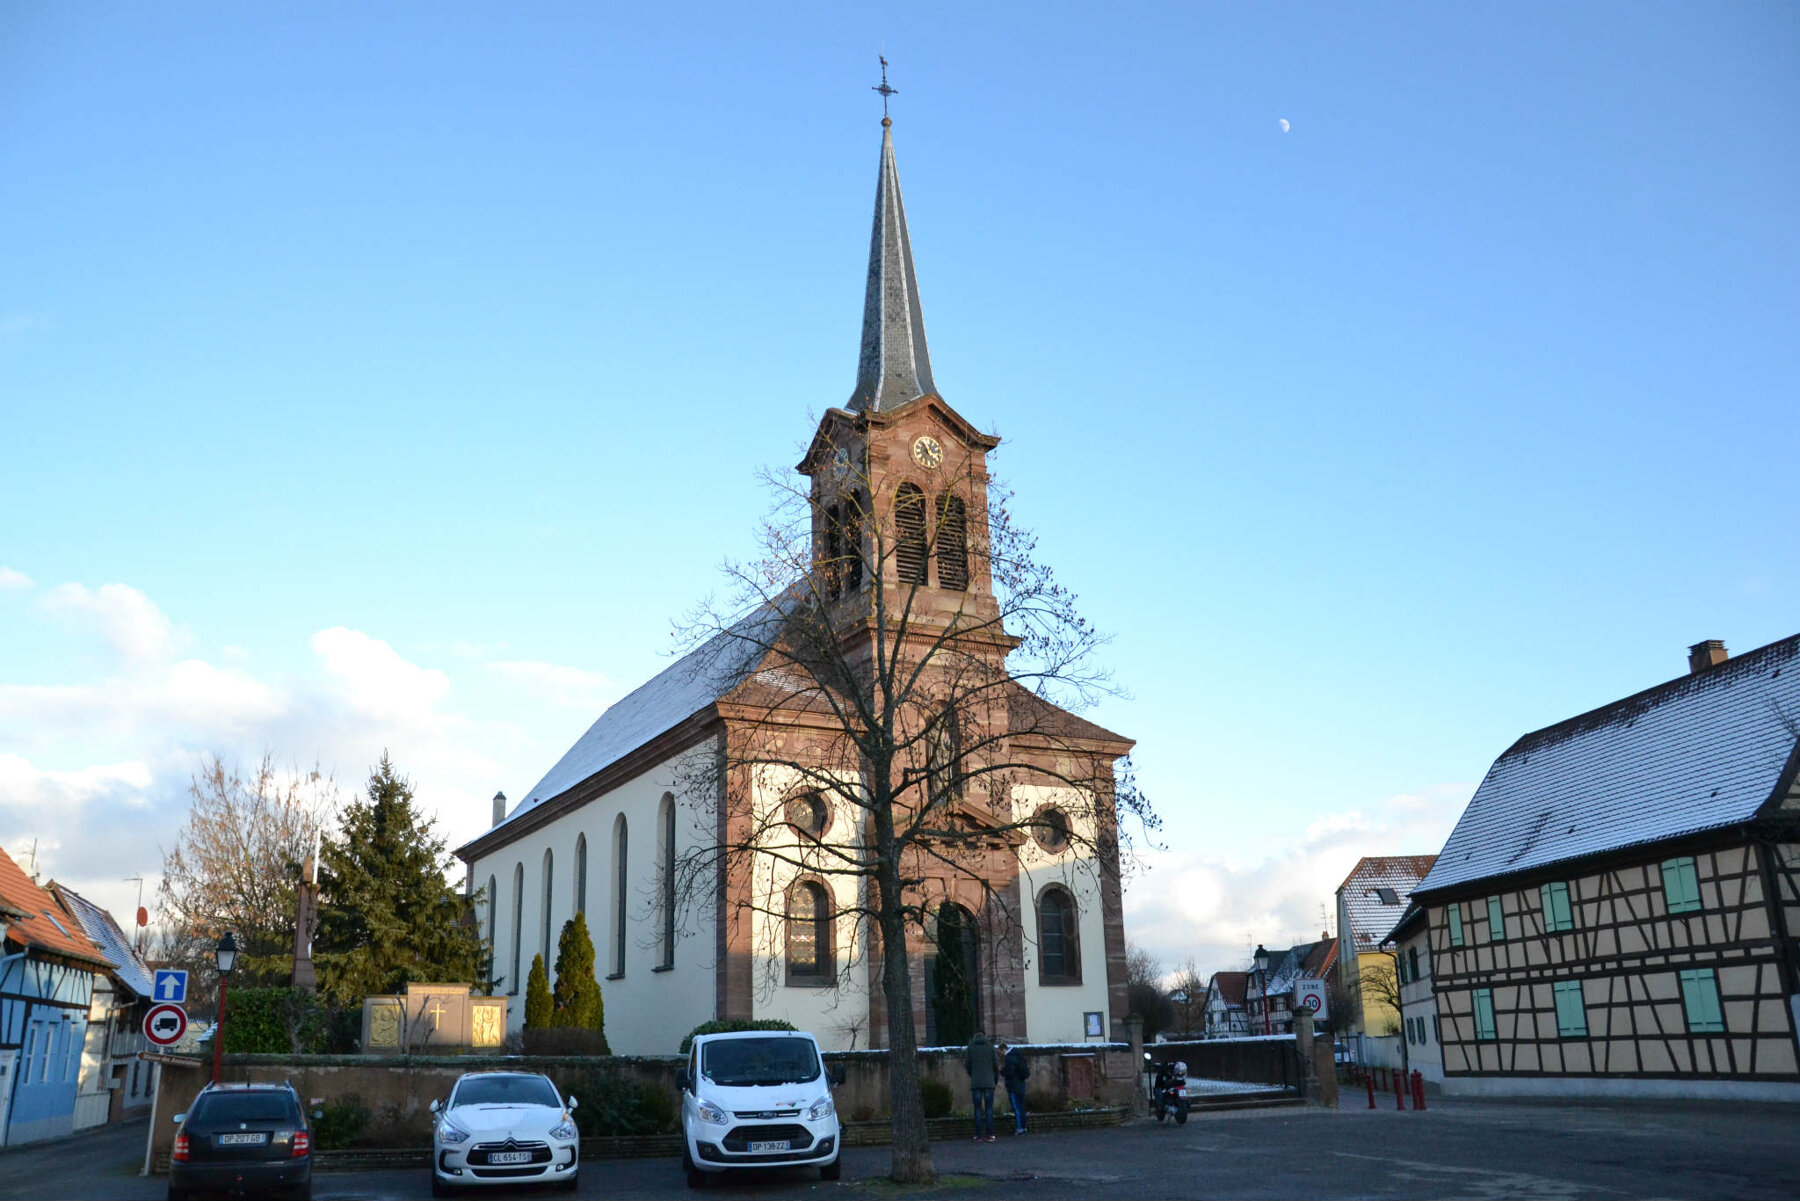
[146,1042,1144,1169]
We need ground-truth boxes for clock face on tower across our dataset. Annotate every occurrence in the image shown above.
[830,446,853,481]
[910,436,944,469]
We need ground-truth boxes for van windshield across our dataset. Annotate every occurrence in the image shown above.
[701,1037,822,1087]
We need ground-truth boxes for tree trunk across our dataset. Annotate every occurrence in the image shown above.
[877,854,934,1182]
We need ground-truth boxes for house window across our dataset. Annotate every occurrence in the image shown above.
[1398,953,1410,984]
[1473,988,1497,1040]
[1406,1018,1415,1045]
[1447,904,1465,947]
[895,483,929,585]
[1487,896,1505,941]
[1552,980,1588,1038]
[1037,886,1081,984]
[935,492,968,591]
[1408,945,1421,982]
[1433,1014,1440,1042]
[1662,857,1702,915]
[541,848,555,961]
[1679,968,1725,1033]
[509,863,524,995]
[658,793,677,969]
[786,880,832,984]
[611,814,629,978]
[1541,882,1574,932]
[575,834,588,916]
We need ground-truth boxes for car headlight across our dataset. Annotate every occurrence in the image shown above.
[806,1095,835,1122]
[438,1121,471,1145]
[696,1100,729,1125]
[549,1117,579,1141]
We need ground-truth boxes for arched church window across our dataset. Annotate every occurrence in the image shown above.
[575,834,588,916]
[541,849,555,962]
[936,492,968,591]
[786,880,832,984]
[658,793,676,970]
[895,483,929,585]
[610,814,629,978]
[1037,886,1081,986]
[842,493,864,591]
[485,875,497,945]
[823,503,843,599]
[509,863,524,995]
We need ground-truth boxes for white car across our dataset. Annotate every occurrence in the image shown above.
[679,1029,843,1187]
[430,1071,580,1196]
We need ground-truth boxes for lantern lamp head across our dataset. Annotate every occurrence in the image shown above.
[214,930,239,975]
[1253,944,1269,973]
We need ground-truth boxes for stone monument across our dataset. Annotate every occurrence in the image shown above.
[361,983,507,1054]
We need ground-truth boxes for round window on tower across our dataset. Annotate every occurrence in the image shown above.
[1032,806,1071,853]
[786,791,831,840]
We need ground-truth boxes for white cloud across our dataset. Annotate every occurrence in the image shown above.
[1122,782,1470,976]
[311,627,452,723]
[41,581,180,663]
[487,659,616,711]
[0,566,34,591]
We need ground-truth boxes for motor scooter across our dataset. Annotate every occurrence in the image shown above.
[1151,1059,1190,1125]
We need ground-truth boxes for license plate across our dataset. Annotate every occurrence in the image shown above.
[749,1140,791,1153]
[217,1133,267,1146]
[488,1151,533,1165]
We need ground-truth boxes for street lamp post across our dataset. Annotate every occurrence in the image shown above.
[1253,945,1271,1035]
[212,931,239,1083]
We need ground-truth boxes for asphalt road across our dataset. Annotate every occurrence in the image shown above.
[6,1098,1798,1200]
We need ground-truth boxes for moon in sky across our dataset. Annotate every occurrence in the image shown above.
[1279,118,1291,133]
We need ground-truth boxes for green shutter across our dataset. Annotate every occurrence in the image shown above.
[1541,882,1573,932]
[1662,857,1701,914]
[1553,980,1588,1037]
[1487,896,1505,941]
[1474,988,1497,1040]
[1679,969,1725,1033]
[1448,904,1465,947]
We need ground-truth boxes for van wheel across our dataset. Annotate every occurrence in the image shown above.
[683,1146,707,1189]
[821,1159,842,1181]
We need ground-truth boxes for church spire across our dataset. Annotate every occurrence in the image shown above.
[849,113,938,412]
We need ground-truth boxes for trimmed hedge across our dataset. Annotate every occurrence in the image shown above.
[221,988,357,1054]
[678,1018,797,1054]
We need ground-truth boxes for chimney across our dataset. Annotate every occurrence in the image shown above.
[491,791,508,827]
[1687,640,1728,675]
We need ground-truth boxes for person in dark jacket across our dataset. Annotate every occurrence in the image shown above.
[999,1040,1030,1134]
[964,1031,999,1141]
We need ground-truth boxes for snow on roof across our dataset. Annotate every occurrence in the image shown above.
[1336,856,1437,949]
[490,610,777,831]
[1418,634,1800,898]
[50,884,156,998]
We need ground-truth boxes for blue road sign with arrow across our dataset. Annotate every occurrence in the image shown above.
[153,969,188,1004]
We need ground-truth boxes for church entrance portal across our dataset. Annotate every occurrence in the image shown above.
[925,902,980,1046]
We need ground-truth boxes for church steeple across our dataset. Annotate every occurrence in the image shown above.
[848,118,938,413]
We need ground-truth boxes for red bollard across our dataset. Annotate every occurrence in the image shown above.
[1412,1070,1426,1111]
[1394,1070,1406,1110]
[1365,1072,1376,1110]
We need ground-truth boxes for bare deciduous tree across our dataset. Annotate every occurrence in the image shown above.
[667,433,1156,1182]
[1356,953,1407,1070]
[156,754,339,1008]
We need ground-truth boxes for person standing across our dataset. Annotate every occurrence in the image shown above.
[964,1030,999,1142]
[1000,1040,1031,1134]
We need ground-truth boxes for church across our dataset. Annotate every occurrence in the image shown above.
[455,114,1135,1055]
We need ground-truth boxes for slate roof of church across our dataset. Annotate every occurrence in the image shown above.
[0,845,110,969]
[1416,633,1800,899]
[849,120,937,413]
[1337,856,1437,953]
[49,883,156,998]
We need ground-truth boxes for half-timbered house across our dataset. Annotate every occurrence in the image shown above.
[0,845,109,1145]
[1412,635,1800,1099]
[48,883,158,1128]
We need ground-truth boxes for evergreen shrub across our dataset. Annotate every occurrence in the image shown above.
[920,1077,954,1119]
[566,1069,676,1137]
[678,1018,797,1054]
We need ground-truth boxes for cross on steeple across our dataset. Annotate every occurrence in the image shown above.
[872,55,898,125]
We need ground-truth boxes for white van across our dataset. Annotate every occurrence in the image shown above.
[678,1029,844,1187]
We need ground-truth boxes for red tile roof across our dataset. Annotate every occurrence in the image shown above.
[1209,970,1248,1006]
[0,845,110,968]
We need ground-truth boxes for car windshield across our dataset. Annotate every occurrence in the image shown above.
[454,1075,561,1108]
[701,1037,822,1087]
[191,1092,296,1124]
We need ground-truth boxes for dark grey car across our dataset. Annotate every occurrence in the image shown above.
[168,1082,314,1200]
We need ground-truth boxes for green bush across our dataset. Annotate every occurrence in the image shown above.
[566,1069,676,1137]
[551,914,605,1038]
[920,1077,954,1119]
[678,1018,797,1054]
[525,954,553,1028]
[311,1095,371,1151]
[221,987,354,1054]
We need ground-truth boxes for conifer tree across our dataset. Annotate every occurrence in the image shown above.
[313,754,486,1009]
[524,953,553,1029]
[550,913,606,1041]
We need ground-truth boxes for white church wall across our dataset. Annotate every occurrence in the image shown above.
[472,743,719,1054]
[1013,783,1112,1043]
[745,765,874,1051]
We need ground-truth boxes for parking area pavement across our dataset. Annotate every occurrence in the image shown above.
[6,1098,1798,1200]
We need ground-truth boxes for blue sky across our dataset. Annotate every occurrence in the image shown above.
[3,3,1796,973]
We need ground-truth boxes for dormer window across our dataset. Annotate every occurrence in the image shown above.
[1374,887,1401,905]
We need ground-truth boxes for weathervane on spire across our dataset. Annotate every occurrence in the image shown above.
[872,55,897,125]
